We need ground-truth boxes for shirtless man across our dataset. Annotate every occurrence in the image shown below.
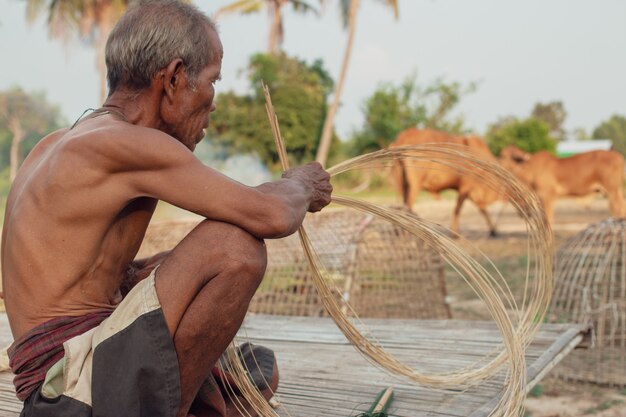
[1,1,332,416]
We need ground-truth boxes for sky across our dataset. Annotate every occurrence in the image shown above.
[1,0,625,141]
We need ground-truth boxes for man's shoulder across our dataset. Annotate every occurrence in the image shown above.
[65,120,194,170]
[69,120,172,147]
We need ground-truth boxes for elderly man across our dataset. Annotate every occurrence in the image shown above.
[1,1,332,416]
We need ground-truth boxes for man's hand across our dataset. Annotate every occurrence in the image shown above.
[282,162,332,213]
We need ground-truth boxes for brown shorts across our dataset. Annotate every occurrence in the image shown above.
[19,269,276,417]
[20,269,180,416]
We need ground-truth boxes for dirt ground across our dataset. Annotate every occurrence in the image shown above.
[525,383,626,417]
[413,195,626,417]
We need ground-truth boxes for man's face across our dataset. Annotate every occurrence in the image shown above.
[168,28,223,151]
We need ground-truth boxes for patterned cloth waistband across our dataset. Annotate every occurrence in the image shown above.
[8,311,112,401]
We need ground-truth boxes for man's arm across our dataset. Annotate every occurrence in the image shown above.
[108,127,332,239]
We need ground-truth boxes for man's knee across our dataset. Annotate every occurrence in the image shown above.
[223,242,267,293]
[194,221,267,285]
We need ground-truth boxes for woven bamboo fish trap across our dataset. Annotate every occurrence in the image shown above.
[549,218,626,387]
[250,208,449,319]
[139,209,450,320]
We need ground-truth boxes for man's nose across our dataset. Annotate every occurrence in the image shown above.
[210,103,216,113]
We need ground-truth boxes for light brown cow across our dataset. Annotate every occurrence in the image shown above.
[499,146,625,225]
[389,128,503,236]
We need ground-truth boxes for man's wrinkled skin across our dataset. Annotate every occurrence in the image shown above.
[1,24,332,417]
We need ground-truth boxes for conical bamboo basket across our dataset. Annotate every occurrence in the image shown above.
[549,218,626,386]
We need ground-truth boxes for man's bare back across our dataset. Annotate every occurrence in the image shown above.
[2,114,162,338]
[1,2,332,415]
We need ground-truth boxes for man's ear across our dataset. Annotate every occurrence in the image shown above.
[162,59,185,102]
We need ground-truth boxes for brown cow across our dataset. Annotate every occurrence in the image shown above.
[389,128,503,236]
[499,146,625,225]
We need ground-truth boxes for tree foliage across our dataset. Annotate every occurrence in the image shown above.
[25,0,132,102]
[571,127,590,141]
[215,0,320,54]
[347,73,476,155]
[207,53,333,170]
[486,117,556,156]
[592,114,626,157]
[531,101,566,140]
[0,87,64,181]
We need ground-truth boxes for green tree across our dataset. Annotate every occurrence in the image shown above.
[348,74,476,155]
[487,115,517,136]
[316,0,399,167]
[0,87,64,182]
[571,127,590,141]
[486,117,556,156]
[531,101,566,140]
[592,114,626,157]
[215,0,320,54]
[208,53,333,170]
[25,0,133,103]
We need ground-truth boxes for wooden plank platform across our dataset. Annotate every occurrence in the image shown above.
[0,313,586,416]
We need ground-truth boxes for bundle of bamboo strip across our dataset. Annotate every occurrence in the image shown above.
[216,84,553,417]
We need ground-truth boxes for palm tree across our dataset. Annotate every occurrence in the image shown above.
[315,0,398,167]
[25,0,131,104]
[215,0,320,54]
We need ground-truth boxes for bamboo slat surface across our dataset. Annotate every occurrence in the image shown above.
[0,314,585,417]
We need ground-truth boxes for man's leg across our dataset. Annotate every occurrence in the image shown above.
[153,220,269,417]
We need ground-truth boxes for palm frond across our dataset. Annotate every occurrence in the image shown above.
[376,0,398,19]
[47,0,82,40]
[338,0,350,27]
[25,0,47,24]
[214,0,264,20]
[289,0,320,16]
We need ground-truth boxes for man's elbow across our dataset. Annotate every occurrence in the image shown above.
[259,207,303,239]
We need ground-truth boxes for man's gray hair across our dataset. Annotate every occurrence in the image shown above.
[106,0,217,94]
